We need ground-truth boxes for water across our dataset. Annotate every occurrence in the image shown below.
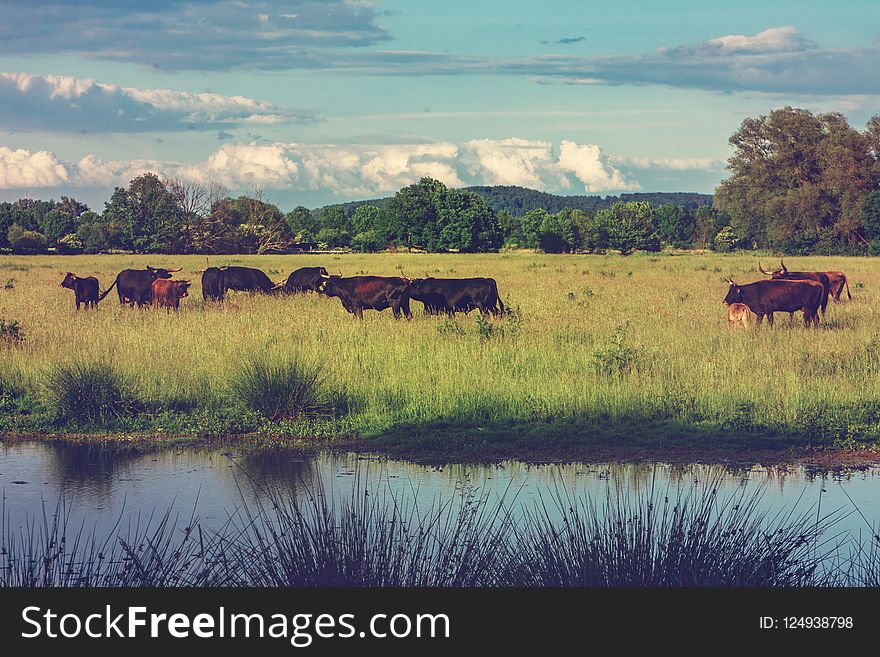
[2,441,879,544]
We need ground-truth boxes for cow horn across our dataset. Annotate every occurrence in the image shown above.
[780,258,787,273]
[726,277,735,285]
[167,267,182,273]
[758,262,772,276]
[321,273,331,279]
[272,281,284,290]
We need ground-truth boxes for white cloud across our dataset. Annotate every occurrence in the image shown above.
[610,155,723,171]
[0,139,637,195]
[462,138,556,188]
[704,26,809,54]
[558,140,634,190]
[0,71,312,132]
[0,147,69,187]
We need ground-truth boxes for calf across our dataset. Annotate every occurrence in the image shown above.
[60,272,100,310]
[726,302,751,327]
[151,278,191,311]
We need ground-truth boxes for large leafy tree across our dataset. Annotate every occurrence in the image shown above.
[594,201,660,254]
[716,107,880,250]
[103,173,186,253]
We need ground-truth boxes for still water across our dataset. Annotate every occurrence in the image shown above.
[1,441,879,541]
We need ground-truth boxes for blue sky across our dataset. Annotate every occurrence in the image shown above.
[0,0,878,210]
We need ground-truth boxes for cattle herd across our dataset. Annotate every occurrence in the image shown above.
[59,264,507,318]
[58,258,850,327]
[724,259,852,328]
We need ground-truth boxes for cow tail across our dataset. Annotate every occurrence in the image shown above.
[497,295,505,317]
[845,276,852,300]
[97,276,118,301]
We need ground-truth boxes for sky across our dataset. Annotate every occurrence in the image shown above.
[0,0,878,211]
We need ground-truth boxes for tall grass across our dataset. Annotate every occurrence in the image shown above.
[0,251,878,445]
[507,480,835,586]
[1,475,872,587]
[231,354,328,420]
[44,360,143,426]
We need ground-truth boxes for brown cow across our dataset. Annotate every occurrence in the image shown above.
[60,272,100,310]
[823,271,851,303]
[151,279,191,311]
[726,302,751,327]
[758,259,830,315]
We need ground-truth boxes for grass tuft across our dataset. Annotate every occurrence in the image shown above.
[44,360,143,426]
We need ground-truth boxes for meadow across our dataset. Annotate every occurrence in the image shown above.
[1,251,879,458]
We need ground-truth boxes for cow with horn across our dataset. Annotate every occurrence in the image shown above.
[98,265,182,307]
[758,259,830,316]
[724,277,823,329]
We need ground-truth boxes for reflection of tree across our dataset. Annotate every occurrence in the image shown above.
[42,442,140,506]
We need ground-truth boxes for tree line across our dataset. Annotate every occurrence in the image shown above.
[1,174,720,255]
[3,105,878,256]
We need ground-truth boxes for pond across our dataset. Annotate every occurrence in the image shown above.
[2,441,878,543]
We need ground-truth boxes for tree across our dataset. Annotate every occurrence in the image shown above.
[537,212,578,253]
[862,191,880,241]
[285,206,319,242]
[383,177,444,249]
[76,213,111,254]
[235,189,291,254]
[519,209,549,249]
[715,107,880,251]
[102,173,186,253]
[435,189,502,252]
[595,202,660,254]
[654,204,694,247]
[164,176,226,253]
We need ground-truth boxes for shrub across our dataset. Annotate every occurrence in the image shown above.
[7,224,48,254]
[351,230,383,253]
[591,325,638,376]
[0,318,24,346]
[57,233,84,254]
[44,361,142,426]
[711,226,743,253]
[231,354,332,420]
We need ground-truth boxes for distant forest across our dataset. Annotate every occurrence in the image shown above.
[324,188,713,218]
[2,106,879,256]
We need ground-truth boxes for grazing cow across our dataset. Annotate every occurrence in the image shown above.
[151,279,191,310]
[274,266,330,294]
[408,277,505,316]
[60,272,99,310]
[758,260,830,315]
[198,265,279,301]
[726,302,751,327]
[98,266,181,307]
[823,271,852,303]
[724,278,823,328]
[320,275,412,318]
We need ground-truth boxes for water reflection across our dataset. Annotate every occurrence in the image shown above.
[2,441,879,542]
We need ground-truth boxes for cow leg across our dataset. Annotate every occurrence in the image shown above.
[766,313,774,327]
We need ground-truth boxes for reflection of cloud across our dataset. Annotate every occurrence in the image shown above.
[0,71,315,132]
[0,139,637,195]
[0,1,390,70]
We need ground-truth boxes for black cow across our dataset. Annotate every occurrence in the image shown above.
[408,277,505,316]
[98,266,180,307]
[60,272,99,310]
[275,266,329,294]
[200,266,280,301]
[724,278,824,328]
[320,275,412,318]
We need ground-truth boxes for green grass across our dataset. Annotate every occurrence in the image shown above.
[0,251,879,456]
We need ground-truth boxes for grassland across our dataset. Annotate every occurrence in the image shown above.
[1,251,879,460]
